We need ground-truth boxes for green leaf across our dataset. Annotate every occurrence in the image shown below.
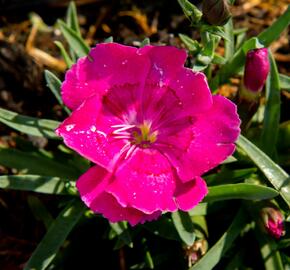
[171,211,195,246]
[0,108,60,139]
[204,183,278,203]
[27,195,54,230]
[57,19,89,58]
[104,36,113,43]
[145,250,154,269]
[254,225,284,270]
[237,135,290,207]
[190,208,247,270]
[260,51,281,158]
[144,216,180,241]
[179,34,200,52]
[189,203,208,216]
[205,167,257,185]
[212,54,226,65]
[54,41,73,68]
[24,200,85,270]
[110,222,133,249]
[224,19,234,60]
[201,25,229,41]
[279,74,290,91]
[258,5,290,47]
[177,0,202,24]
[140,37,150,47]
[66,1,81,36]
[44,70,62,104]
[0,147,80,179]
[0,175,72,195]
[44,70,71,115]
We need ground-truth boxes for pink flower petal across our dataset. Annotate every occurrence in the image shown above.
[139,46,212,115]
[77,166,161,226]
[76,165,110,204]
[174,177,208,211]
[91,193,161,226]
[56,95,125,171]
[62,43,150,110]
[107,148,177,214]
[169,69,213,114]
[138,45,187,85]
[158,95,240,182]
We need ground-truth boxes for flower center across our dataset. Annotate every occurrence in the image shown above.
[132,121,158,148]
[111,121,158,149]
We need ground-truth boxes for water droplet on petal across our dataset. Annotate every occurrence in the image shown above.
[65,124,75,131]
[90,125,97,132]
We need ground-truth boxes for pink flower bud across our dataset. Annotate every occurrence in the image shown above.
[244,48,270,93]
[261,207,285,239]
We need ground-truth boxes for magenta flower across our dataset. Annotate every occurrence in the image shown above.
[261,207,285,239]
[244,48,270,93]
[56,43,240,225]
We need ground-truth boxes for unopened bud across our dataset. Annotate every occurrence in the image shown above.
[202,0,231,26]
[244,48,270,93]
[260,206,285,239]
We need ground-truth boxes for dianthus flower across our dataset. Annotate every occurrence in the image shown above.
[56,43,240,225]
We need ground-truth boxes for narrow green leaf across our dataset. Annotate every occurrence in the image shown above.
[54,41,73,68]
[145,250,154,269]
[44,70,71,115]
[44,70,62,104]
[179,34,200,52]
[189,203,208,216]
[258,5,290,47]
[205,167,257,185]
[27,196,54,230]
[235,31,246,49]
[279,74,290,91]
[24,200,85,270]
[57,19,89,58]
[66,1,81,36]
[104,36,113,43]
[204,183,278,203]
[190,208,247,270]
[171,211,195,246]
[212,54,226,65]
[140,37,150,47]
[0,148,80,179]
[110,222,133,249]
[224,19,234,60]
[202,25,229,41]
[144,216,180,241]
[0,108,60,139]
[224,250,245,270]
[177,0,202,23]
[0,175,72,195]
[254,226,284,270]
[237,135,290,207]
[260,51,281,158]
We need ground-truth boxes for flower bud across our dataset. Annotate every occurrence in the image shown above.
[260,206,285,239]
[244,48,270,93]
[202,0,231,26]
